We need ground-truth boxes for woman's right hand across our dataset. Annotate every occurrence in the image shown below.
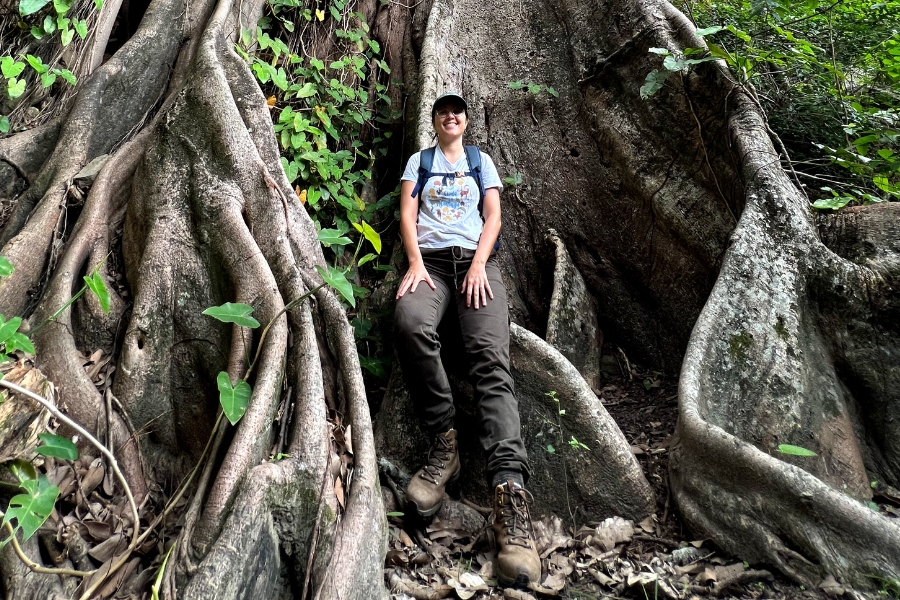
[396,260,436,299]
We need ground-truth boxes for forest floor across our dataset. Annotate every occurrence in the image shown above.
[382,361,838,600]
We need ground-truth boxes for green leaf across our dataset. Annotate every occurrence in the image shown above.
[19,0,52,16]
[216,372,251,425]
[30,26,45,39]
[55,68,76,85]
[507,80,524,90]
[73,18,87,38]
[0,316,23,345]
[317,228,353,246]
[202,303,261,328]
[1,57,26,79]
[84,270,110,313]
[93,0,102,11]
[0,116,8,134]
[527,83,541,94]
[1,474,58,543]
[648,47,671,55]
[546,444,555,454]
[60,27,74,46]
[25,54,46,74]
[0,256,13,277]
[7,78,26,100]
[546,86,559,98]
[386,511,404,517]
[315,265,355,307]
[695,25,724,36]
[811,196,851,211]
[6,333,35,355]
[35,433,78,461]
[42,14,56,33]
[52,0,72,14]
[777,444,817,457]
[294,82,317,98]
[357,253,376,267]
[354,220,381,253]
[640,69,668,99]
[40,72,56,87]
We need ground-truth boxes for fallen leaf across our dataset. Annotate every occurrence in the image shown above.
[638,515,656,533]
[819,575,845,597]
[267,96,276,107]
[334,477,345,508]
[592,516,634,551]
[398,529,413,547]
[542,572,566,592]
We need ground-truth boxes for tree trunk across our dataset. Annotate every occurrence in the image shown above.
[1,0,898,595]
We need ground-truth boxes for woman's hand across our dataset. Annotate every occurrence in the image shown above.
[462,261,494,309]
[396,260,436,299]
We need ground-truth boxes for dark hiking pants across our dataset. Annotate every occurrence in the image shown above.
[394,246,530,482]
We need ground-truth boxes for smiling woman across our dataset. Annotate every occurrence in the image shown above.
[392,92,541,589]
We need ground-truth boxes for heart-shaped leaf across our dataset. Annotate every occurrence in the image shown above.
[1,57,26,79]
[202,303,260,328]
[217,372,251,425]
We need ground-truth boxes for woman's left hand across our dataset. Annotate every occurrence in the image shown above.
[462,262,494,309]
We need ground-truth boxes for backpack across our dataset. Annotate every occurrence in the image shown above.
[410,145,500,249]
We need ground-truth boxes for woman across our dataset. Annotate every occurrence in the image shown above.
[394,92,540,588]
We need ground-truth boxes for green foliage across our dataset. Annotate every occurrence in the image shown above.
[216,372,252,425]
[568,436,590,451]
[0,256,13,278]
[0,462,59,548]
[503,172,523,187]
[84,268,110,313]
[777,443,817,457]
[315,265,355,307]
[508,80,559,98]
[673,0,900,208]
[0,314,35,361]
[35,433,79,460]
[202,303,261,329]
[2,0,93,135]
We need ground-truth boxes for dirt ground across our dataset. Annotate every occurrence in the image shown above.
[381,358,840,600]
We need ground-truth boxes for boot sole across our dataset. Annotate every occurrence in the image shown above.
[408,471,460,518]
[498,573,531,589]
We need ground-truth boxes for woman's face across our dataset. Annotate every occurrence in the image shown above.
[433,104,468,140]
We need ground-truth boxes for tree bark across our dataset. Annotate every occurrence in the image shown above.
[2,0,899,595]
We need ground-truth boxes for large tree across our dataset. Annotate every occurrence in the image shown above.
[0,0,898,597]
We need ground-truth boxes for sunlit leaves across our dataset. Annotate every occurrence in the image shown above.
[83,269,110,313]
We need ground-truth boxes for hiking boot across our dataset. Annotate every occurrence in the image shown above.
[492,479,541,588]
[406,430,460,517]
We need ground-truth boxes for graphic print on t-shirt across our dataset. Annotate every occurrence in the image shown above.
[426,174,476,223]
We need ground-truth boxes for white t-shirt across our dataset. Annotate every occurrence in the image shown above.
[401,147,503,250]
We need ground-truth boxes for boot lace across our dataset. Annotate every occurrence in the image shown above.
[419,434,454,485]
[495,484,535,548]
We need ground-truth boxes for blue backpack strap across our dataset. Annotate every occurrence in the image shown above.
[463,145,500,250]
[463,145,486,216]
[411,146,436,200]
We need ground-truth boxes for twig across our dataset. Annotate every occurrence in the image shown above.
[460,498,492,516]
[0,520,95,578]
[0,380,140,545]
[633,534,680,549]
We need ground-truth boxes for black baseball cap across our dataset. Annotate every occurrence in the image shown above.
[431,92,468,118]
